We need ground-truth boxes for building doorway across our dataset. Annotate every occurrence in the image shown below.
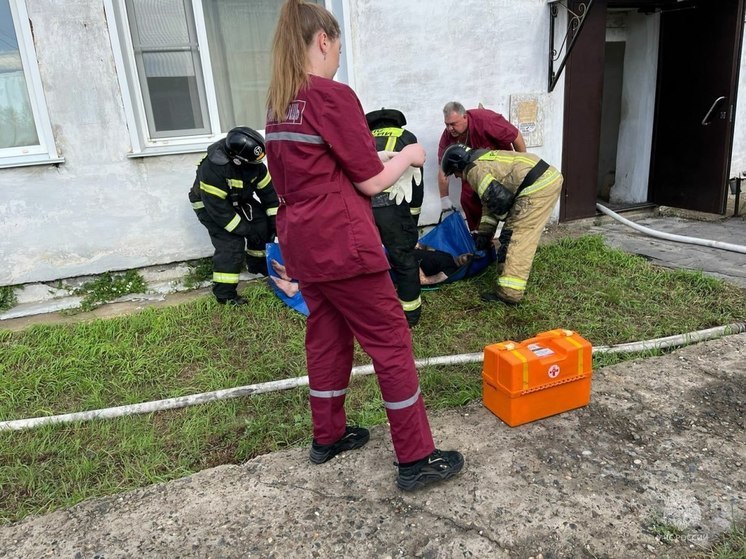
[560,0,745,220]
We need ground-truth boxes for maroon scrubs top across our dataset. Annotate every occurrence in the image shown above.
[265,75,388,283]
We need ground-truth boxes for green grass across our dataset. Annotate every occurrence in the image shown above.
[696,521,746,559]
[72,270,148,312]
[0,235,744,527]
[646,515,687,543]
[182,258,213,289]
[0,285,17,312]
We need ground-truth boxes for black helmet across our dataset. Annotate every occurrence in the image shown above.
[224,126,266,165]
[365,108,406,131]
[441,144,471,176]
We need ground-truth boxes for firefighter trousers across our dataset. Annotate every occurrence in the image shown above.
[301,271,435,464]
[372,204,422,327]
[195,209,269,300]
[496,177,563,303]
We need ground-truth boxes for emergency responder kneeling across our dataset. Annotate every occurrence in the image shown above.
[366,108,424,327]
[189,127,279,306]
[441,144,563,305]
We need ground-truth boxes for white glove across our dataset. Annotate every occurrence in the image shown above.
[377,150,397,162]
[388,166,422,205]
[440,196,457,213]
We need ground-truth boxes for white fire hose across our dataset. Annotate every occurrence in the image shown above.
[1,322,744,432]
[596,203,746,254]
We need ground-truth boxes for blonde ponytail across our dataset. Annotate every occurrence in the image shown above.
[267,0,340,121]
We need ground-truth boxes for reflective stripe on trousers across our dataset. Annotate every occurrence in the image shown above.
[497,176,563,302]
[302,271,435,463]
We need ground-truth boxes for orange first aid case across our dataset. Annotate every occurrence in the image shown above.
[482,329,593,427]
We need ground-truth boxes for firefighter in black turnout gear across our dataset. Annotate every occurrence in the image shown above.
[366,108,424,327]
[189,127,279,306]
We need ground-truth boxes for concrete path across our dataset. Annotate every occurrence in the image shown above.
[589,212,746,288]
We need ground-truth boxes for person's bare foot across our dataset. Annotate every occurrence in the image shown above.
[271,259,292,281]
[419,269,448,285]
[269,275,299,297]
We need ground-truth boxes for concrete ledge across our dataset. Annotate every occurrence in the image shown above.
[0,262,264,322]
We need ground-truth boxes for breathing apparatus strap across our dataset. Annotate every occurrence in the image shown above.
[516,159,550,196]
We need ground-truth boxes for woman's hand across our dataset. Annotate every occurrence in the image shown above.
[354,143,427,197]
[400,144,426,167]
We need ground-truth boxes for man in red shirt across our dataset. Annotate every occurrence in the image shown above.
[437,101,526,231]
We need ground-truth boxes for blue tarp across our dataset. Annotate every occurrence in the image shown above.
[265,211,494,315]
[417,211,495,286]
[265,242,310,316]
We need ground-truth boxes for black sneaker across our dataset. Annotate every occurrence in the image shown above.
[309,426,370,464]
[479,291,518,305]
[396,449,464,491]
[217,296,248,307]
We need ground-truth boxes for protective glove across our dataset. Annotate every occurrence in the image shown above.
[472,230,494,251]
[377,150,397,162]
[388,166,422,205]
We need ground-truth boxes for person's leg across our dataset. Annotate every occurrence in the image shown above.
[197,211,245,302]
[245,215,270,276]
[317,272,435,464]
[373,205,421,327]
[301,281,356,445]
[491,179,562,304]
[495,226,513,277]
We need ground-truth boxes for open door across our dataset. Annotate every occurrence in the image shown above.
[560,0,608,221]
[649,0,745,213]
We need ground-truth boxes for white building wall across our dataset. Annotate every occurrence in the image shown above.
[0,0,211,287]
[610,11,659,204]
[731,35,746,180]
[348,0,564,223]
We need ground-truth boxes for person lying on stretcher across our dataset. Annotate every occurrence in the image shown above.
[414,243,473,285]
[269,245,473,297]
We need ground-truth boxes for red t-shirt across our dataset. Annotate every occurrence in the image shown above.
[265,75,388,282]
[437,108,519,162]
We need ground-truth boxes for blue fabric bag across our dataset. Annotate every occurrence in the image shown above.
[417,212,495,286]
[265,242,309,316]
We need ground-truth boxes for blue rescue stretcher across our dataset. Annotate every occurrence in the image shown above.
[265,211,494,316]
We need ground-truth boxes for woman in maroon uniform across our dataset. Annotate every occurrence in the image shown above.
[265,0,463,491]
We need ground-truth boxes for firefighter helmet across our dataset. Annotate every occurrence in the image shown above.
[365,108,407,131]
[225,126,266,165]
[440,144,471,176]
